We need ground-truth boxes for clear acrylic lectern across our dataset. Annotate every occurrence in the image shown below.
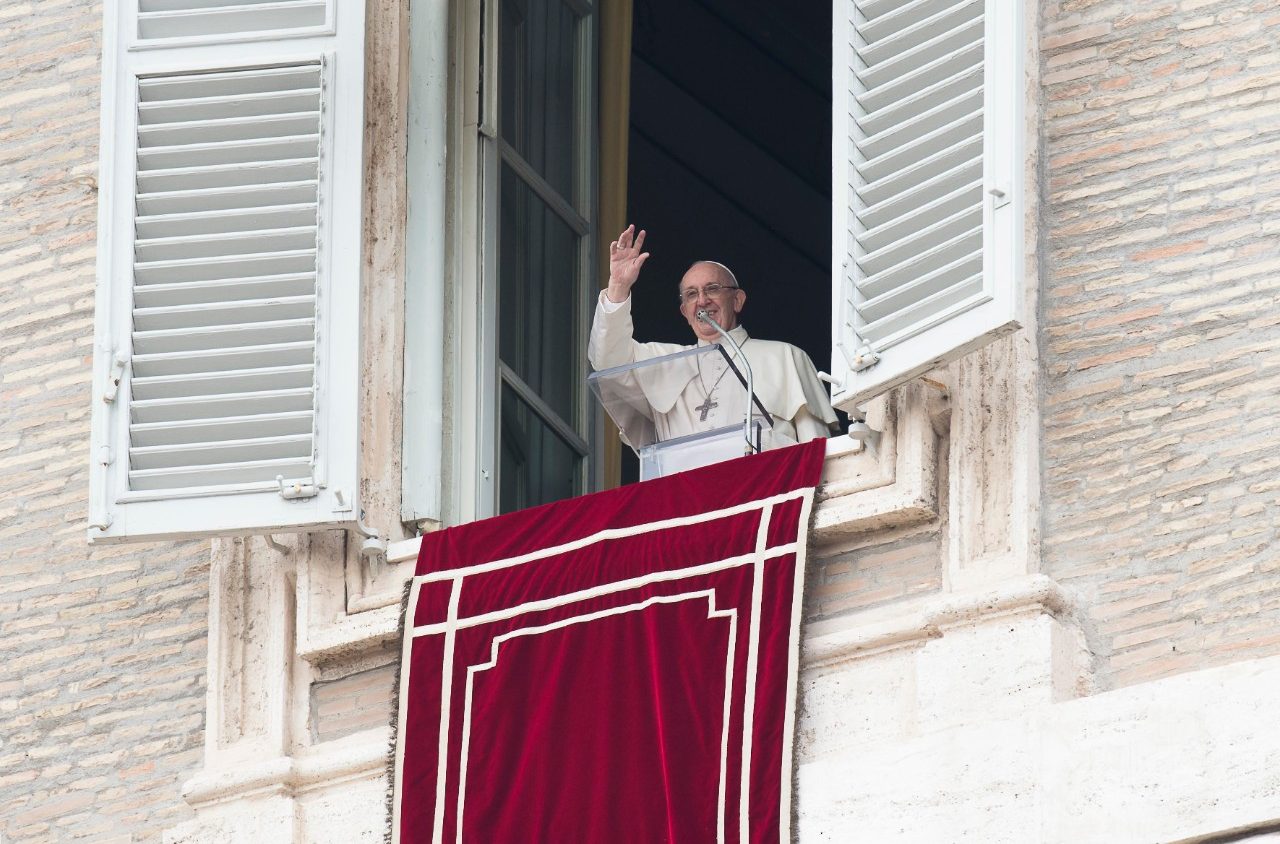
[588,345,783,481]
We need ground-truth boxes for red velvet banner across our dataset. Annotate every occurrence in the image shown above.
[391,440,826,843]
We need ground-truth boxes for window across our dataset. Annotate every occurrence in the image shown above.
[489,0,597,514]
[492,0,595,514]
[89,0,367,542]
[92,0,1025,541]
[829,0,1024,409]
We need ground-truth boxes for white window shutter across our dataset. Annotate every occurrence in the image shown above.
[830,0,1024,411]
[88,0,365,542]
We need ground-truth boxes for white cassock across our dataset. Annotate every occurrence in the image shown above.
[587,291,838,447]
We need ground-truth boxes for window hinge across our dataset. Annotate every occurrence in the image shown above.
[276,475,318,500]
[988,184,1011,210]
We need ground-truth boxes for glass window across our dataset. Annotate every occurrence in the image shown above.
[498,164,580,423]
[499,0,578,200]
[493,0,592,513]
[499,383,581,513]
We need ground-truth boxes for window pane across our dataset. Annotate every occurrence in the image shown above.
[499,383,581,513]
[499,0,578,199]
[499,163,579,423]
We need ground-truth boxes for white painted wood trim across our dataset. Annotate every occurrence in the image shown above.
[400,0,450,524]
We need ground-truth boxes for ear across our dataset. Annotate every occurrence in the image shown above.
[732,288,746,314]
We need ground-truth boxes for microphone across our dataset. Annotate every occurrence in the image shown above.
[695,310,757,455]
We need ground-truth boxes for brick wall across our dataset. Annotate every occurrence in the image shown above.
[806,526,942,622]
[1041,0,1280,689]
[311,663,396,743]
[0,1,209,841]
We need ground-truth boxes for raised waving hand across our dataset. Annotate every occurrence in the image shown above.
[605,224,649,303]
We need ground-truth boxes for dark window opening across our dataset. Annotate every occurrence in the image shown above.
[621,0,833,483]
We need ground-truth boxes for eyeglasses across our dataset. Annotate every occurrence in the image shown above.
[678,283,740,304]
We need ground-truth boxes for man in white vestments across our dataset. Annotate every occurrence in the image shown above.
[588,225,838,447]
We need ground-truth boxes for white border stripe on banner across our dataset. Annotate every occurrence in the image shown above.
[738,501,775,842]
[413,488,807,583]
[411,543,798,638]
[430,577,462,844]
[453,591,739,844]
[395,479,820,844]
[778,491,814,842]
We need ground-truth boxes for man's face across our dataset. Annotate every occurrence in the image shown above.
[679,264,746,341]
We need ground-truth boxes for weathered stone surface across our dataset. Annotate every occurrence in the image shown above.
[1041,0,1280,689]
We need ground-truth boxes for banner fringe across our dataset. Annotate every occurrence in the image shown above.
[384,575,414,844]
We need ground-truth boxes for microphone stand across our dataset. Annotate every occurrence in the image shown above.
[696,309,757,456]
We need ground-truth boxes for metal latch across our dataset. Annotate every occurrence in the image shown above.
[103,352,130,403]
[276,475,318,500]
[852,343,880,372]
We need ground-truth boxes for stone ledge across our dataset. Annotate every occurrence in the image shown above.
[298,603,401,665]
[811,382,940,544]
[796,655,1280,843]
[801,573,1074,670]
[330,385,942,665]
[182,728,389,808]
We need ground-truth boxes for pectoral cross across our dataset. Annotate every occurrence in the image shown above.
[695,395,718,422]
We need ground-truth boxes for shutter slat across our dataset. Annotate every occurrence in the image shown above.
[857,179,982,253]
[857,155,980,231]
[132,318,316,354]
[858,11,981,91]
[860,85,981,160]
[134,250,315,284]
[134,227,317,262]
[860,0,981,65]
[143,0,308,13]
[138,113,320,148]
[130,433,313,470]
[139,93,320,125]
[857,249,982,324]
[858,0,944,44]
[130,387,315,423]
[136,160,319,194]
[858,132,981,208]
[857,204,980,276]
[137,181,318,216]
[131,364,314,400]
[130,410,314,447]
[858,0,905,20]
[138,66,320,101]
[132,341,314,377]
[858,225,981,299]
[135,203,319,239]
[857,60,981,139]
[133,273,315,307]
[137,136,320,170]
[858,272,984,346]
[128,457,314,491]
[858,108,982,184]
[857,40,982,115]
[133,296,316,330]
[137,1,326,42]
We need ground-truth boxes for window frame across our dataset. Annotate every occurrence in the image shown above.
[88,0,367,544]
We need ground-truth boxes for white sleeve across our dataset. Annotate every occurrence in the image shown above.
[588,291,637,370]
[792,405,833,443]
[598,291,627,313]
